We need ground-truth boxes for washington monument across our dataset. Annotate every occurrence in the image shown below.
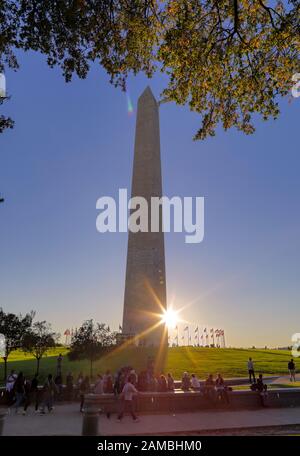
[122,87,167,347]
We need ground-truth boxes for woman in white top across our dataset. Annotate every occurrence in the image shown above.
[191,373,200,390]
[94,375,104,394]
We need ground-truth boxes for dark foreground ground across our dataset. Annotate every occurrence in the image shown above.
[2,403,300,436]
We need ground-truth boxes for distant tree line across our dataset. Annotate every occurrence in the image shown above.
[0,308,58,381]
[68,320,117,378]
[0,308,117,381]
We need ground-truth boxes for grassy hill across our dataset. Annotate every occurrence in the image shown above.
[0,346,293,384]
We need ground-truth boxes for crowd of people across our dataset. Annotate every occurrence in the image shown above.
[5,371,58,415]
[2,355,297,418]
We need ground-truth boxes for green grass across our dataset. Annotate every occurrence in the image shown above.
[0,346,294,384]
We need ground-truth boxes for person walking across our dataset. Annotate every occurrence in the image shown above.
[113,372,124,396]
[76,372,84,399]
[56,353,63,376]
[23,373,39,414]
[12,372,25,414]
[288,358,296,382]
[22,376,32,415]
[79,376,90,413]
[94,375,104,394]
[103,370,114,393]
[54,374,63,401]
[247,357,256,383]
[66,372,74,400]
[40,374,57,414]
[5,370,17,405]
[117,376,139,422]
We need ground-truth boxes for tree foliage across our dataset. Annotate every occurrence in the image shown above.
[0,0,299,138]
[0,307,34,379]
[0,97,13,133]
[22,320,58,374]
[68,319,116,377]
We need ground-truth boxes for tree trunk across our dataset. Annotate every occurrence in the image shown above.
[90,358,93,380]
[36,357,40,375]
[3,356,7,382]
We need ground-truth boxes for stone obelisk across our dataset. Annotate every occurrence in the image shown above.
[122,87,167,347]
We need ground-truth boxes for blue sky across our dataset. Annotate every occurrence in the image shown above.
[0,51,299,347]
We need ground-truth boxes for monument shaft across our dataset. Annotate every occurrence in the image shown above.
[122,87,167,346]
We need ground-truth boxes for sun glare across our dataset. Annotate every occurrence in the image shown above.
[161,308,178,329]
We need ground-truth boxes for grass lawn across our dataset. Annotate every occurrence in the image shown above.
[0,346,294,384]
[233,383,300,390]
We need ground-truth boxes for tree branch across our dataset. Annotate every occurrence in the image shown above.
[258,0,280,30]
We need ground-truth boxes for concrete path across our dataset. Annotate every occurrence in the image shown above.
[2,403,300,436]
[271,374,300,385]
[2,404,82,436]
[174,375,280,388]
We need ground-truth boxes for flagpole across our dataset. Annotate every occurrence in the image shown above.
[211,329,215,347]
[204,328,208,347]
[177,325,179,347]
[195,327,199,347]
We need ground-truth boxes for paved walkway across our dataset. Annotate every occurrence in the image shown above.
[271,374,300,385]
[2,404,300,436]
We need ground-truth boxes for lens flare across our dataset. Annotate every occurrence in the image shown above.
[126,92,134,116]
[161,308,178,329]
